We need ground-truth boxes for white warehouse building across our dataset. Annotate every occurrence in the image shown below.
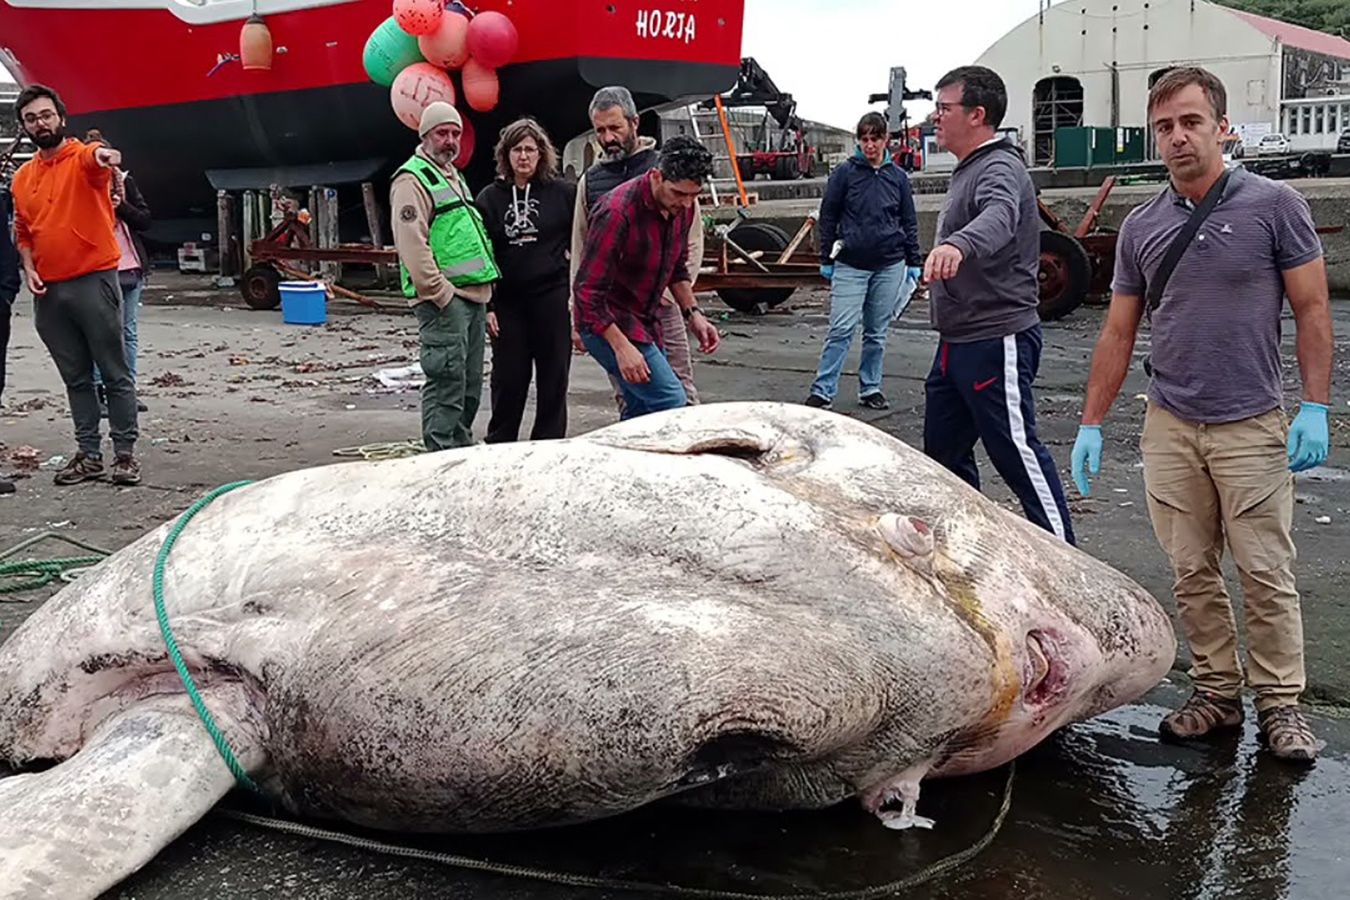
[975,0,1350,166]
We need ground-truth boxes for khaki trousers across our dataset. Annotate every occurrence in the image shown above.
[609,300,698,416]
[1141,403,1304,712]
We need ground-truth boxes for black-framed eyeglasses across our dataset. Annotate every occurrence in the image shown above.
[935,102,975,117]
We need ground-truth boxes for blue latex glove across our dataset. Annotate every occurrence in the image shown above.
[1287,401,1330,472]
[1071,425,1102,497]
[820,264,834,281]
[906,265,923,286]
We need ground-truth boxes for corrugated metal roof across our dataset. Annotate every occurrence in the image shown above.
[1226,8,1350,61]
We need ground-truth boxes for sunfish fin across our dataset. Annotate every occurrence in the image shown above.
[586,403,809,466]
[0,692,264,900]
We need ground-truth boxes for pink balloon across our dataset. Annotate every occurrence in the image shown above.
[461,59,499,113]
[393,0,443,38]
[417,10,470,69]
[390,62,457,131]
[466,11,518,69]
[454,113,476,169]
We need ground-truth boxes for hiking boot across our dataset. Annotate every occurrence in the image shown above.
[109,453,142,486]
[1158,690,1244,742]
[54,452,106,486]
[859,392,890,411]
[1257,705,1322,764]
[804,394,832,409]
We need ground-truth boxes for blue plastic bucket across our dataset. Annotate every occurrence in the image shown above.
[279,281,327,325]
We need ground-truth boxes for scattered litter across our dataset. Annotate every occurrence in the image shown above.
[150,372,187,388]
[294,354,408,374]
[371,363,426,391]
[5,397,48,414]
[39,455,67,471]
[47,520,72,529]
[9,446,41,470]
[1119,502,1134,508]
[1113,488,1128,494]
[1314,515,1332,525]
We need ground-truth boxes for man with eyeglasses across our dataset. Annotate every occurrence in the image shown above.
[921,65,1074,545]
[10,84,142,486]
[571,135,721,419]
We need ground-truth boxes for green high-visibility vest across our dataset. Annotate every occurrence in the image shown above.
[397,154,499,299]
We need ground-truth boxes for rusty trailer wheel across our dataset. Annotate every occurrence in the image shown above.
[241,264,282,311]
[1038,231,1091,321]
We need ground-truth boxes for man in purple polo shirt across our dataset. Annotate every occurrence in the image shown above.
[1072,67,1333,762]
[572,135,721,419]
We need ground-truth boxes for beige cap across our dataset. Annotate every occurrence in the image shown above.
[418,101,463,137]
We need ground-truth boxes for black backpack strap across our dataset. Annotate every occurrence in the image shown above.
[1145,169,1231,320]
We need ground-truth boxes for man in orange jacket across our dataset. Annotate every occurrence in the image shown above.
[11,84,141,486]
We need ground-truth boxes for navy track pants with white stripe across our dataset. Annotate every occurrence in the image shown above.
[923,324,1076,545]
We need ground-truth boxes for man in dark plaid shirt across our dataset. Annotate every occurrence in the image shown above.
[572,135,720,419]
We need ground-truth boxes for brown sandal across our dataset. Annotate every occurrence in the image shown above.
[1257,706,1322,764]
[1159,690,1244,742]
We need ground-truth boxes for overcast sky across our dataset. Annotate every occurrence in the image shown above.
[0,0,1052,126]
[743,0,1052,128]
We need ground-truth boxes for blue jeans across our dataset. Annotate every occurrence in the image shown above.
[581,332,686,420]
[94,275,141,385]
[809,260,907,402]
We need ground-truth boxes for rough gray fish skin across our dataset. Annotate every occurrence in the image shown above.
[0,402,1175,898]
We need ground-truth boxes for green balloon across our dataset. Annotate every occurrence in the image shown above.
[363,16,426,88]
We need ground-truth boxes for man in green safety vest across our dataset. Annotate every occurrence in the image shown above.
[391,101,501,451]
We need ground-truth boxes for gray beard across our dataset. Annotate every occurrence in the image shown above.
[426,146,457,168]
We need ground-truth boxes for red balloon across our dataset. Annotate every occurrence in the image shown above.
[466,11,518,69]
[418,10,470,69]
[461,59,499,112]
[454,113,476,169]
[393,0,443,38]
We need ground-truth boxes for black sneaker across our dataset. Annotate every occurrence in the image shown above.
[804,394,831,409]
[859,392,890,410]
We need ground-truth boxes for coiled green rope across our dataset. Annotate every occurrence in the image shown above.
[152,480,261,793]
[0,532,113,596]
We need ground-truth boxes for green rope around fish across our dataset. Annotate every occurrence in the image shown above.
[152,479,261,793]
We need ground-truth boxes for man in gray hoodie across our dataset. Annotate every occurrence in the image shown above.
[922,65,1074,545]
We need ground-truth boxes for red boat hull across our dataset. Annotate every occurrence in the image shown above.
[0,1,744,230]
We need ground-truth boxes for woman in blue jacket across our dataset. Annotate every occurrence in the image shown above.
[805,112,922,410]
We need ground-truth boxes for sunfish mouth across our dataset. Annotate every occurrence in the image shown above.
[1023,630,1069,707]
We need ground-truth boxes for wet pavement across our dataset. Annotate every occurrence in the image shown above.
[1,278,1347,899]
[107,683,1349,900]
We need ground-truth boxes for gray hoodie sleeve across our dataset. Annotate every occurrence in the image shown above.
[940,157,1022,261]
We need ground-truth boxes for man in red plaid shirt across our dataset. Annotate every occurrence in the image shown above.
[572,135,721,419]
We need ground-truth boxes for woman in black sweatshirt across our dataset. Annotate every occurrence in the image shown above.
[474,118,576,442]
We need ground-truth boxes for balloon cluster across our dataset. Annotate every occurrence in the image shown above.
[362,2,519,167]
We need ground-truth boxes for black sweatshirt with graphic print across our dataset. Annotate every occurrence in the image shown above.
[474,177,576,298]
